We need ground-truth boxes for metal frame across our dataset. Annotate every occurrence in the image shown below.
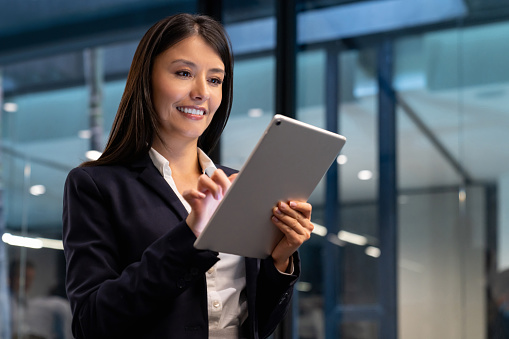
[274,1,297,338]
[321,36,400,339]
[275,0,297,120]
[198,0,224,163]
[84,48,104,152]
[377,38,398,339]
[323,42,342,339]
[0,68,12,339]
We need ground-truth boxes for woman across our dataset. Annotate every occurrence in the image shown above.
[63,13,313,339]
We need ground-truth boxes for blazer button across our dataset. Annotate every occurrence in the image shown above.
[177,278,186,289]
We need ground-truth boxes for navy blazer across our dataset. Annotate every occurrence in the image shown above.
[62,153,299,339]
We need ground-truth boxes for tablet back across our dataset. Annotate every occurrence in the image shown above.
[194,114,346,258]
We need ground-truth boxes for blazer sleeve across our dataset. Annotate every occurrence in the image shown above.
[256,253,300,338]
[63,167,219,339]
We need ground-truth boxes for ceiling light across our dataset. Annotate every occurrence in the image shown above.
[29,185,46,196]
[2,233,63,250]
[38,237,64,250]
[247,108,263,118]
[365,246,381,258]
[2,233,43,249]
[78,130,92,139]
[398,195,409,204]
[338,230,368,246]
[357,170,373,181]
[327,234,345,247]
[311,223,327,237]
[296,281,312,292]
[85,150,102,160]
[337,154,348,165]
[459,188,466,202]
[24,164,31,177]
[3,102,18,113]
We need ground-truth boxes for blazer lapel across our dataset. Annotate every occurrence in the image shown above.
[131,154,189,221]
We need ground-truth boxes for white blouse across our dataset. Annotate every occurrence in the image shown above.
[148,148,248,332]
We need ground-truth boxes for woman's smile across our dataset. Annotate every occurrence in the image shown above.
[176,106,207,117]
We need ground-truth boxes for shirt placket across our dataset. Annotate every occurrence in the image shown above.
[206,265,222,329]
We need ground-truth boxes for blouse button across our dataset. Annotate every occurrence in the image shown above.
[177,279,185,289]
[212,300,221,309]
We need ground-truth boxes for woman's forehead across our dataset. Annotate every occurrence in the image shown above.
[156,35,224,70]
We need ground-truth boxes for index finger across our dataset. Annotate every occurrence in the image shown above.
[209,169,232,193]
[288,201,312,219]
[197,174,222,199]
[228,173,238,183]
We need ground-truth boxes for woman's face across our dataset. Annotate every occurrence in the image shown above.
[151,35,225,144]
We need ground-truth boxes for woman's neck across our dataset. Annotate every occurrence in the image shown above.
[152,137,200,175]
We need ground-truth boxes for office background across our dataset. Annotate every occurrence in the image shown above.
[1,0,509,338]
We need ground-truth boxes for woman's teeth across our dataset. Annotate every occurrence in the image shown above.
[178,107,204,116]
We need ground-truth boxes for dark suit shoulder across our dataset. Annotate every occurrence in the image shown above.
[64,163,146,203]
[67,164,126,184]
[72,163,132,177]
[216,164,238,176]
[69,156,149,180]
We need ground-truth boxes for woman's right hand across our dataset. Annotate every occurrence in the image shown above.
[183,169,237,237]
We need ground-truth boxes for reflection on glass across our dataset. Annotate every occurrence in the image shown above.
[340,320,378,339]
[395,26,499,337]
[1,42,126,339]
[398,187,485,338]
[222,55,275,170]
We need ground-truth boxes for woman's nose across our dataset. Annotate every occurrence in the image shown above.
[190,77,210,102]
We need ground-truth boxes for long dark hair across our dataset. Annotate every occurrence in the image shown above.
[82,13,234,167]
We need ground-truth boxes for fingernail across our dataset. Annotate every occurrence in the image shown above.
[290,201,297,208]
[275,208,282,215]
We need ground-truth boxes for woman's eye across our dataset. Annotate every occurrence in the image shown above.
[210,77,223,85]
[176,70,192,78]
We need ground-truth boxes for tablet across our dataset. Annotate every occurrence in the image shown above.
[194,114,346,259]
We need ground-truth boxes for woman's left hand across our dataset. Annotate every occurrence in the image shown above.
[270,201,313,272]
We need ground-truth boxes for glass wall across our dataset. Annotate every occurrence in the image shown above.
[221,55,276,170]
[290,4,509,339]
[1,50,128,338]
[395,21,509,338]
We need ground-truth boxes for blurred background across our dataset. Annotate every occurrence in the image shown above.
[1,0,509,338]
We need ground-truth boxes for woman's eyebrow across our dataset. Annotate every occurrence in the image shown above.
[171,59,225,75]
